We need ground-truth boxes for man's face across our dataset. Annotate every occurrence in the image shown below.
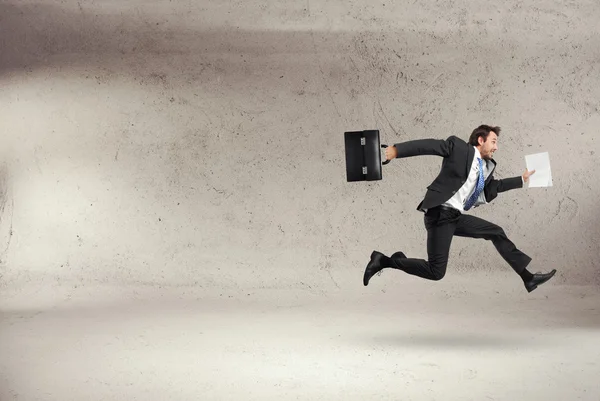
[478,131,498,160]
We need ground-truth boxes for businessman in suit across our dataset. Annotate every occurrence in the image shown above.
[363,125,556,293]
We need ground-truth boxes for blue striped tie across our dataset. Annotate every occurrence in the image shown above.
[464,158,484,211]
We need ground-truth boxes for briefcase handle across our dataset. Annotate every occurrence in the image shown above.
[381,144,391,165]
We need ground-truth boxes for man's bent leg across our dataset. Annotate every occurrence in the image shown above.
[389,207,458,281]
[454,214,532,274]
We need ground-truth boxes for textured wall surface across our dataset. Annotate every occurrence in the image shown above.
[1,0,599,292]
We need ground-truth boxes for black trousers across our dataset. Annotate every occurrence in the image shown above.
[390,206,532,280]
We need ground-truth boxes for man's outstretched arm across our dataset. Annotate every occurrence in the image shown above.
[385,136,456,161]
[484,169,536,202]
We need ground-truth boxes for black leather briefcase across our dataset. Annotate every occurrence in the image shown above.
[344,129,390,182]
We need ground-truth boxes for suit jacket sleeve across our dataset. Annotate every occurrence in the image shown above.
[393,136,455,158]
[484,175,523,202]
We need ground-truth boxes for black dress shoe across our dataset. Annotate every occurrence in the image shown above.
[524,269,557,293]
[363,251,388,286]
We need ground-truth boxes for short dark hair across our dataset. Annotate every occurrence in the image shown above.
[468,125,501,146]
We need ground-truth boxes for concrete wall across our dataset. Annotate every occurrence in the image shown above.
[1,0,599,291]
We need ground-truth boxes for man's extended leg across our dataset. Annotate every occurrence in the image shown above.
[453,214,531,274]
[453,214,556,292]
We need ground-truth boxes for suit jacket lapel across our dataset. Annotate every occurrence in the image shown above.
[486,159,497,183]
[465,145,474,178]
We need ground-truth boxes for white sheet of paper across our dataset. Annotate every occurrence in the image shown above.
[525,152,552,187]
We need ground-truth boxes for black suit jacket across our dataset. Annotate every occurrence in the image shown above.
[393,135,523,212]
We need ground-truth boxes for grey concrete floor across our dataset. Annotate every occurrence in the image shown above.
[2,273,599,400]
